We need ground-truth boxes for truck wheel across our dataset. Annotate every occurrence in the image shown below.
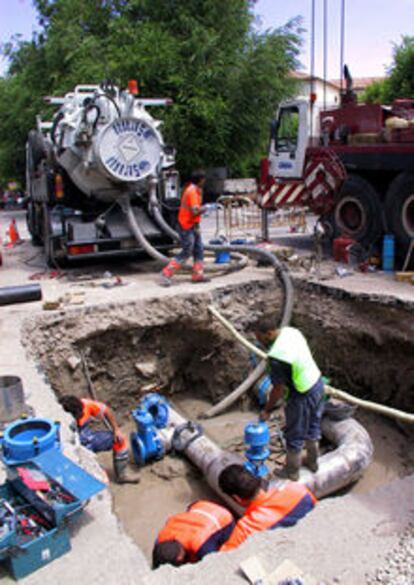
[27,130,47,172]
[42,204,58,268]
[26,202,42,246]
[334,175,383,247]
[385,173,414,256]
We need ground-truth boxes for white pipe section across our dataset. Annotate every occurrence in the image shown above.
[271,415,374,499]
[154,403,373,509]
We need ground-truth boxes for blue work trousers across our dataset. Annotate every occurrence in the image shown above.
[175,225,204,263]
[285,377,325,452]
[79,425,114,453]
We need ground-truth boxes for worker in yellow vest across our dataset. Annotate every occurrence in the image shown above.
[255,318,325,480]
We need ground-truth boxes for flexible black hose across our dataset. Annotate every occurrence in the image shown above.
[202,245,293,418]
[50,112,65,146]
[124,198,248,274]
[148,197,293,325]
[123,196,294,416]
[124,197,293,323]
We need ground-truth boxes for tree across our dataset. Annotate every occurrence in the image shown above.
[0,0,302,182]
[386,36,414,100]
[362,36,414,104]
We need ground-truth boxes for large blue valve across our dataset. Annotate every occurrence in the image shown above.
[130,393,170,466]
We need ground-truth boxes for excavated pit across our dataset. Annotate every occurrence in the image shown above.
[23,278,414,563]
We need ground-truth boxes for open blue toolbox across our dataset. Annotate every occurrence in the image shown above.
[0,418,106,580]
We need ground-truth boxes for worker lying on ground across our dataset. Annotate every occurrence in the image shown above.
[152,500,235,568]
[218,464,316,552]
[255,316,325,481]
[59,395,140,484]
[160,169,210,286]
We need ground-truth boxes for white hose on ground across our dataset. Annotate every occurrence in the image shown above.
[207,305,414,425]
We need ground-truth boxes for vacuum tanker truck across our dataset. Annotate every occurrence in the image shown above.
[26,81,179,266]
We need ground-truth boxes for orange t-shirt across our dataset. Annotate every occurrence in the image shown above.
[178,183,202,230]
[77,398,108,428]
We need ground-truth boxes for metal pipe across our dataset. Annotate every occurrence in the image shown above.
[310,0,316,141]
[323,0,328,111]
[155,405,245,514]
[0,284,42,306]
[150,403,373,510]
[270,415,374,499]
[340,0,346,93]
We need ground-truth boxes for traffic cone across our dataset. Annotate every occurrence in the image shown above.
[8,218,20,246]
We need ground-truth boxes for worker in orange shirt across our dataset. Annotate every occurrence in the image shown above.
[160,169,209,285]
[152,500,235,568]
[59,395,140,484]
[218,464,316,552]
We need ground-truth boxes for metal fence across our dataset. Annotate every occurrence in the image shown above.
[213,195,308,240]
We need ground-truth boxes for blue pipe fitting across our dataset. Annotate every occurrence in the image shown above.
[244,421,270,478]
[139,393,169,428]
[130,393,170,466]
[0,417,61,465]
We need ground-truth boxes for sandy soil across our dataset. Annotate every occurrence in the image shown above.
[95,396,414,562]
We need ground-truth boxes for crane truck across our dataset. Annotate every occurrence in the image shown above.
[259,69,414,262]
[26,81,179,266]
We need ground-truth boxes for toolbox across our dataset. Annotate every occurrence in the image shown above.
[0,448,106,579]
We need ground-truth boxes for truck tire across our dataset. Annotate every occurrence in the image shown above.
[334,175,384,247]
[26,202,42,246]
[27,130,48,172]
[385,173,414,256]
[42,204,59,268]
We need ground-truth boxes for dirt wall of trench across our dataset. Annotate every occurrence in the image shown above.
[22,277,414,417]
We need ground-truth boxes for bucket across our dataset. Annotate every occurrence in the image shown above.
[209,239,230,264]
[382,234,395,272]
[0,376,26,424]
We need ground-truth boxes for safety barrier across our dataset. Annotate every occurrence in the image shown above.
[214,195,308,240]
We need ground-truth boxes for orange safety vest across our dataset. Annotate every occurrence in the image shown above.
[77,398,108,429]
[178,183,202,230]
[157,500,234,562]
[220,483,316,552]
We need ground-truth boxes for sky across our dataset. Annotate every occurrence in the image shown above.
[0,0,413,78]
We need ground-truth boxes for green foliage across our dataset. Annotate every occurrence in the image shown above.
[386,36,414,100]
[362,36,414,104]
[0,0,302,183]
[362,79,389,104]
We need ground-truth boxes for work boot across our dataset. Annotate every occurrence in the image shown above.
[304,439,319,473]
[160,259,182,287]
[275,450,301,481]
[191,261,210,283]
[113,451,140,485]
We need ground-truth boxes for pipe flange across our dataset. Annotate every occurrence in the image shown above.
[171,421,203,453]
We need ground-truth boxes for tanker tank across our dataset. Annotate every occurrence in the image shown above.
[26,81,179,266]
